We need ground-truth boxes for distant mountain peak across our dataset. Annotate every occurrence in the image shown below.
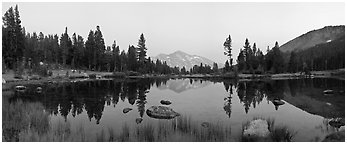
[152,50,221,69]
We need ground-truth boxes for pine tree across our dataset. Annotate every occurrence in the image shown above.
[127,45,137,71]
[237,48,245,72]
[223,35,232,71]
[85,30,95,69]
[2,5,25,69]
[53,34,60,65]
[271,41,285,73]
[112,40,120,72]
[76,35,84,68]
[243,38,252,71]
[60,27,72,67]
[94,26,105,71]
[14,5,25,63]
[137,33,147,63]
[213,62,219,73]
[120,50,127,71]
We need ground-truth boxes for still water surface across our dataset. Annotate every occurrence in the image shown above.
[7,78,345,141]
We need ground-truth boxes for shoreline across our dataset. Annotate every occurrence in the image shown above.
[2,69,344,91]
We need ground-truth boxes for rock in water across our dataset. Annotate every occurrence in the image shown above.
[123,108,132,114]
[328,118,345,128]
[243,119,270,138]
[36,87,42,93]
[323,90,334,94]
[160,100,172,105]
[146,106,180,119]
[272,99,285,105]
[136,118,143,124]
[15,85,26,92]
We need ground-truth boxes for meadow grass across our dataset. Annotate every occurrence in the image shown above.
[3,102,294,142]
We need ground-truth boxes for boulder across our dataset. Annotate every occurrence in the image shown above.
[243,119,270,138]
[160,100,172,105]
[146,106,180,119]
[136,118,143,124]
[2,78,6,84]
[123,108,132,114]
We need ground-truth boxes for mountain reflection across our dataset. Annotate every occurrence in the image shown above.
[157,78,212,93]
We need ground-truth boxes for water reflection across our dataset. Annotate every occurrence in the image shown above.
[8,78,344,125]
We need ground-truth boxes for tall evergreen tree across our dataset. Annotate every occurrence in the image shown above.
[271,41,285,73]
[213,62,219,73]
[223,35,232,71]
[85,30,95,69]
[60,27,72,67]
[137,33,147,63]
[94,26,105,71]
[127,45,138,71]
[120,50,127,71]
[243,38,252,71]
[237,49,245,72]
[112,40,120,72]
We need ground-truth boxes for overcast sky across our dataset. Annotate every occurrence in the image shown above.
[2,2,345,63]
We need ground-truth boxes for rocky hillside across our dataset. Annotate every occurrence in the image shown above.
[279,25,345,52]
[152,50,220,69]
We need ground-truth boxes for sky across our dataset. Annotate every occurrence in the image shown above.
[2,2,345,63]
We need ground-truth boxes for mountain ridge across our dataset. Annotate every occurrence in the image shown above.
[279,25,345,53]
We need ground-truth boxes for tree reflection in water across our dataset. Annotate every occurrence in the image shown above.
[223,81,234,118]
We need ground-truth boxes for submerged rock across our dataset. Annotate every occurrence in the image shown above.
[136,118,143,124]
[323,90,334,94]
[160,100,172,105]
[146,106,180,119]
[243,119,270,138]
[201,122,210,128]
[123,108,133,114]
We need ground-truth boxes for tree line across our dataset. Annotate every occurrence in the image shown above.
[2,5,186,75]
[224,34,344,74]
